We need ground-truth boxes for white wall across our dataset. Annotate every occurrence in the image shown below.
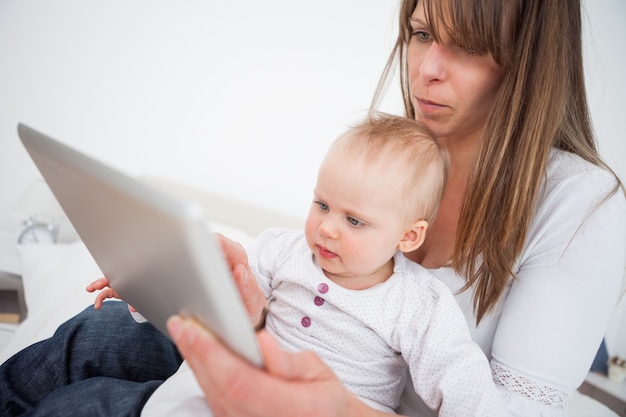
[0,0,401,230]
[581,0,626,360]
[0,1,624,223]
[583,0,626,185]
[0,0,624,351]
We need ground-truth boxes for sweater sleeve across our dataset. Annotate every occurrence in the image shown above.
[399,278,509,417]
[245,228,301,299]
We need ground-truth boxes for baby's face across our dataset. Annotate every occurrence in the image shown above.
[304,143,411,290]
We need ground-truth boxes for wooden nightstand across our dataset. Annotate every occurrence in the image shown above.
[0,228,25,352]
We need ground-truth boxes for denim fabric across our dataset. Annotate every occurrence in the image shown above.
[590,338,609,375]
[0,301,182,417]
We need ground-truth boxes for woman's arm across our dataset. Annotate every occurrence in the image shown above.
[491,160,626,413]
[167,315,398,417]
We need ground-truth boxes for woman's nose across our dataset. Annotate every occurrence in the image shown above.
[419,42,447,83]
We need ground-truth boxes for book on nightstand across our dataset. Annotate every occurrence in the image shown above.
[0,290,21,323]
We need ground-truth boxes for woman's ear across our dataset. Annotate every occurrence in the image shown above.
[397,220,428,253]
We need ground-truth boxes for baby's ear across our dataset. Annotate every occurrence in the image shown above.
[397,220,428,253]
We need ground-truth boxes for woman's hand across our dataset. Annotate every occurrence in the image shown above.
[86,277,136,312]
[167,315,385,417]
[216,233,266,326]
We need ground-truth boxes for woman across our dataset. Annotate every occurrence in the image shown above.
[168,0,626,416]
[1,0,624,416]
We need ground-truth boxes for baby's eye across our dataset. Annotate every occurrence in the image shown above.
[347,216,364,227]
[315,201,329,212]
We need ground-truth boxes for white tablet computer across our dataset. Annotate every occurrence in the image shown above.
[18,123,263,367]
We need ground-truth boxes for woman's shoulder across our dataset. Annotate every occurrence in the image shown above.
[521,149,626,264]
[538,149,624,217]
[545,149,621,194]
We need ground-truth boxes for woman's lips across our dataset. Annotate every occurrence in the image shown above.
[416,97,446,113]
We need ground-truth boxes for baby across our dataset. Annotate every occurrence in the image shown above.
[244,114,506,415]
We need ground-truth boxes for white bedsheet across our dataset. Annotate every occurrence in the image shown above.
[0,242,100,364]
[0,229,618,416]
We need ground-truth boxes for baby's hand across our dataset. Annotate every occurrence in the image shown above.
[86,277,137,312]
[216,233,265,326]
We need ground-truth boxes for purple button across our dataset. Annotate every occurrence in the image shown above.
[301,316,311,328]
[314,296,325,306]
[318,283,329,294]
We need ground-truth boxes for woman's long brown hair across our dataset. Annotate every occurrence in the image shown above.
[371,0,623,324]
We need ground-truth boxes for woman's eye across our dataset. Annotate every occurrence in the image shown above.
[412,30,431,42]
[347,216,364,227]
[458,43,478,56]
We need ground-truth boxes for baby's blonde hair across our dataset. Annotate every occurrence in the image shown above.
[332,112,449,224]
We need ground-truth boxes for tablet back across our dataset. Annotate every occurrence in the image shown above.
[18,123,263,367]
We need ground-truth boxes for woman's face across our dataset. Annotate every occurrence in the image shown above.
[407,2,505,146]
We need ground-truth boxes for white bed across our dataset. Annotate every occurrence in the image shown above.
[0,177,619,416]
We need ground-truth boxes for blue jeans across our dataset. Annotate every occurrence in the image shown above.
[0,301,183,417]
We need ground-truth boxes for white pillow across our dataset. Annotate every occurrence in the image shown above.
[0,242,101,364]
